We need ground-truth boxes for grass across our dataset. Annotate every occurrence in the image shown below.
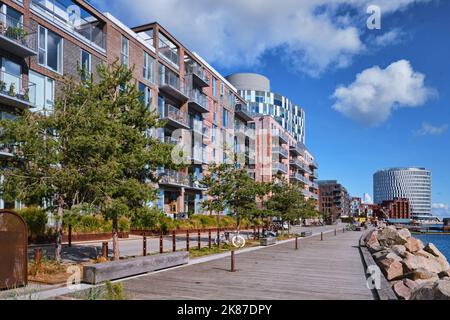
[188,239,260,259]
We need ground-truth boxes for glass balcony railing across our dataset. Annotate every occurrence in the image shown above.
[0,70,36,107]
[159,71,189,97]
[160,104,189,128]
[191,119,203,134]
[0,11,37,55]
[272,129,289,144]
[0,143,18,156]
[189,89,208,111]
[158,35,179,67]
[185,61,209,85]
[159,136,180,145]
[272,146,288,158]
[273,162,288,174]
[159,170,190,187]
[30,0,106,50]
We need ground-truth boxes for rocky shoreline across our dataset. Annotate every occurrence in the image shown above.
[364,226,450,300]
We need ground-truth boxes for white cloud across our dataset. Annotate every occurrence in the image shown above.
[91,0,432,77]
[415,122,448,136]
[432,203,450,219]
[332,60,436,126]
[372,28,405,47]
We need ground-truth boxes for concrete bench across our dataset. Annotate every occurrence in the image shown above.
[83,251,189,284]
[260,237,277,246]
[300,231,313,237]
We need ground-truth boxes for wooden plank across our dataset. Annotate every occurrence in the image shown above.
[121,231,374,300]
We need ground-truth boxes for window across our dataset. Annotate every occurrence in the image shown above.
[139,82,151,108]
[121,36,129,66]
[81,50,91,80]
[1,58,21,94]
[143,52,154,83]
[222,109,229,128]
[220,83,225,96]
[29,70,54,114]
[38,25,63,73]
[212,78,217,97]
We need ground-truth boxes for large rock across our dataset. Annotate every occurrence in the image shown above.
[365,230,379,247]
[377,228,408,247]
[398,228,411,239]
[402,252,442,274]
[404,237,424,253]
[373,250,402,262]
[439,270,450,279]
[403,278,420,291]
[368,244,387,254]
[379,257,404,281]
[404,268,439,281]
[424,243,450,271]
[393,280,412,300]
[391,245,407,258]
[415,250,436,260]
[410,280,450,300]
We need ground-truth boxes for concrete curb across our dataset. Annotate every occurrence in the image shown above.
[359,229,398,301]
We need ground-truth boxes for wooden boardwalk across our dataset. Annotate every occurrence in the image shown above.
[122,230,375,300]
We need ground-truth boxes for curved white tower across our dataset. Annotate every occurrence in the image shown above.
[373,167,432,216]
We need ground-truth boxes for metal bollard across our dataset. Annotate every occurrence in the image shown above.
[186,230,190,251]
[68,225,72,247]
[143,235,147,256]
[102,241,108,258]
[295,236,298,250]
[208,229,212,249]
[159,233,163,254]
[231,250,236,272]
[321,232,323,241]
[34,248,42,263]
[198,230,201,250]
[172,231,176,252]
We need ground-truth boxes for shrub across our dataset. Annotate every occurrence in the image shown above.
[18,207,48,240]
[130,207,165,230]
[219,216,237,228]
[118,216,130,232]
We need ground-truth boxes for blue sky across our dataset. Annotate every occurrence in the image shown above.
[90,0,449,217]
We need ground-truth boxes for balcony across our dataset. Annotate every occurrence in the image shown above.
[303,190,319,200]
[310,170,318,179]
[187,175,207,191]
[158,71,189,102]
[272,146,288,159]
[30,0,106,51]
[289,158,304,169]
[158,34,180,68]
[188,89,209,113]
[290,172,308,184]
[272,129,289,144]
[310,160,318,169]
[0,71,36,109]
[159,104,190,129]
[158,170,190,188]
[235,104,253,122]
[309,181,319,189]
[159,136,180,146]
[0,12,37,57]
[186,62,209,88]
[273,162,288,175]
[289,143,305,157]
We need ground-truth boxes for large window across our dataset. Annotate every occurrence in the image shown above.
[38,25,63,73]
[143,52,154,83]
[29,70,54,114]
[81,50,91,80]
[121,36,129,66]
[222,109,229,128]
[212,78,217,97]
[1,58,21,93]
[139,82,151,108]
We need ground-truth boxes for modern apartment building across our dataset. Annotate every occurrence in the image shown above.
[0,0,254,217]
[318,180,351,223]
[373,198,411,220]
[226,73,306,144]
[373,167,432,216]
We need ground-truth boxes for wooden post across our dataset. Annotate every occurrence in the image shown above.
[68,225,72,247]
[159,233,163,254]
[295,236,298,250]
[197,230,201,250]
[172,231,176,252]
[208,229,212,249]
[186,230,190,251]
[102,242,108,258]
[230,250,236,272]
[143,235,147,256]
[216,228,220,248]
[34,248,42,264]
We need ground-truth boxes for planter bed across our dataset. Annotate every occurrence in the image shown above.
[83,251,189,284]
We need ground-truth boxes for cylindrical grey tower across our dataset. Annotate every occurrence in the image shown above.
[225,73,270,92]
[373,167,432,216]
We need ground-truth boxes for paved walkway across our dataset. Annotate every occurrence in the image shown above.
[122,229,375,300]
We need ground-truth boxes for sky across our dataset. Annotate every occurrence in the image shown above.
[89,0,450,218]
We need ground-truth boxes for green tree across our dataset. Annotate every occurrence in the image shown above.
[267,179,310,235]
[0,62,173,261]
